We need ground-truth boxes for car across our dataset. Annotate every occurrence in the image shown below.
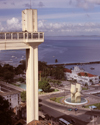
[70,119,76,124]
[59,118,72,125]
[68,108,72,111]
[74,108,78,111]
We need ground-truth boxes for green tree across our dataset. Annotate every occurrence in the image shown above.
[3,64,14,73]
[1,64,15,82]
[38,61,47,71]
[3,70,14,83]
[19,60,26,71]
[0,64,3,77]
[78,73,81,76]
[85,73,88,76]
[0,95,14,125]
[21,91,26,102]
[55,59,58,63]
[85,83,88,89]
[39,79,51,92]
[51,65,65,80]
[89,79,93,84]
[15,65,24,76]
[56,80,61,86]
[18,77,25,83]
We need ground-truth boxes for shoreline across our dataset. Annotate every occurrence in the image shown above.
[48,61,100,66]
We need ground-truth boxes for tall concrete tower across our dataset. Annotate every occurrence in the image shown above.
[22,9,41,123]
[0,9,44,124]
[22,9,37,32]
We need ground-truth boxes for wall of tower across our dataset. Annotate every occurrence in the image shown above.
[22,9,37,32]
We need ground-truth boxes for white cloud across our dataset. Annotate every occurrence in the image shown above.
[0,17,21,32]
[7,18,19,25]
[6,17,21,31]
[0,17,100,36]
[38,20,100,36]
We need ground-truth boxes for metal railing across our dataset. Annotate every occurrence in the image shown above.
[0,32,44,40]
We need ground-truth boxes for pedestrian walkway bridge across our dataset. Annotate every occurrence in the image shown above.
[0,31,44,50]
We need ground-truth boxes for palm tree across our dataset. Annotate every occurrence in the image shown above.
[55,59,58,63]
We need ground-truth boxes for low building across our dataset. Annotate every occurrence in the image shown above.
[0,91,21,108]
[0,82,21,109]
[64,66,99,86]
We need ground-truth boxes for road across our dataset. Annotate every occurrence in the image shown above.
[39,91,100,125]
[41,103,89,125]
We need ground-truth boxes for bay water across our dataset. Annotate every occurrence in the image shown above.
[0,36,100,75]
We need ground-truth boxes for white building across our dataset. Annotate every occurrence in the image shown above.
[0,85,21,109]
[64,66,99,86]
[1,91,21,108]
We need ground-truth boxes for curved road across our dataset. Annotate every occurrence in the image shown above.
[39,91,100,125]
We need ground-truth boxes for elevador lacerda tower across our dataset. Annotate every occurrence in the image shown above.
[0,9,44,124]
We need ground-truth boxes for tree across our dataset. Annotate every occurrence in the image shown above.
[3,70,14,83]
[38,61,47,71]
[0,64,3,77]
[21,91,26,102]
[51,65,65,80]
[39,79,51,92]
[0,95,14,125]
[85,83,88,89]
[78,73,81,76]
[19,60,26,71]
[3,64,14,73]
[55,59,58,63]
[85,73,88,76]
[1,64,15,82]
[52,80,61,87]
[89,79,93,84]
[15,65,24,76]
[18,77,25,83]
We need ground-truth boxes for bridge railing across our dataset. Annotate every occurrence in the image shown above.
[0,32,44,40]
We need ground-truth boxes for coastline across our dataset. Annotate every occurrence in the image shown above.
[48,61,100,66]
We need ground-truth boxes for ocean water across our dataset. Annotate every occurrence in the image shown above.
[0,36,100,75]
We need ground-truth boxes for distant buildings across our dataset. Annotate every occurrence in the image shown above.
[64,66,99,86]
[0,82,21,109]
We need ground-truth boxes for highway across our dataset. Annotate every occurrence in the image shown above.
[41,103,88,125]
[39,91,100,125]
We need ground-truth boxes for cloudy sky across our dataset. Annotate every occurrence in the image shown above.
[0,0,100,36]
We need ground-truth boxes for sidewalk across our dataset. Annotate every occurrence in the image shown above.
[39,89,63,97]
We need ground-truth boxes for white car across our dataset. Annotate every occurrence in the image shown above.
[59,118,72,125]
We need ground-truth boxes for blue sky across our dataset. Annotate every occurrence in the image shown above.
[0,0,100,36]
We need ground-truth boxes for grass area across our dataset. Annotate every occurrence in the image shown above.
[85,103,100,110]
[38,89,59,95]
[54,89,59,92]
[12,83,20,87]
[50,96,64,103]
[82,87,88,90]
[38,91,45,95]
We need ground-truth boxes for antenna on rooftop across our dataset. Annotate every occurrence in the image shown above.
[30,0,31,9]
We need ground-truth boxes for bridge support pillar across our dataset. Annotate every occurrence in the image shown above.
[26,45,38,124]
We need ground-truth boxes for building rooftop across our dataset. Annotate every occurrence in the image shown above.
[0,90,20,96]
[78,72,96,77]
[64,68,72,73]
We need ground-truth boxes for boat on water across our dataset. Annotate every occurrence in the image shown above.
[90,67,95,70]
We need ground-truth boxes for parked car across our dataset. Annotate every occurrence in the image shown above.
[70,119,76,124]
[59,118,72,125]
[68,108,72,111]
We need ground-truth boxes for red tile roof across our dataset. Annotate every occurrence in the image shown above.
[78,72,96,77]
[64,68,72,73]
